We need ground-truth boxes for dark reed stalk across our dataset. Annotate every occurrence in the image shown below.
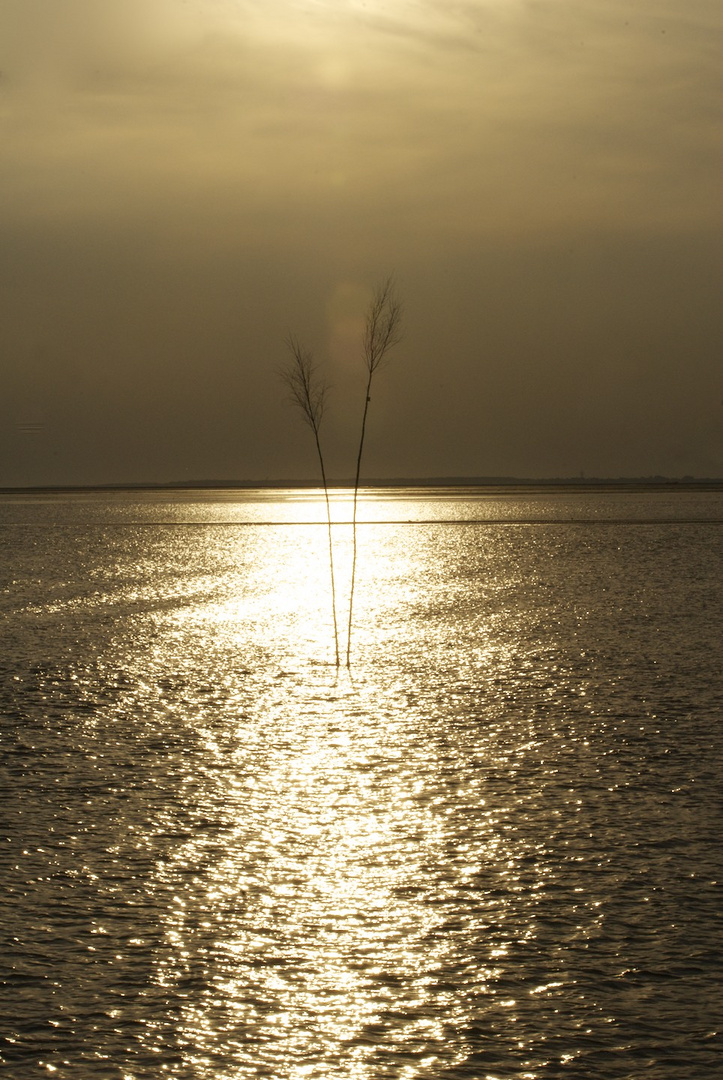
[282,337,340,667]
[345,276,403,667]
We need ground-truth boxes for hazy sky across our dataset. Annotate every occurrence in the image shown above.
[2,0,721,484]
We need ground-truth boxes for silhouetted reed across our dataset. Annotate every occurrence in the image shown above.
[346,276,403,666]
[281,337,340,666]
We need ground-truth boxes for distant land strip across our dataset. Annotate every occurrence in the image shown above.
[1,477,722,495]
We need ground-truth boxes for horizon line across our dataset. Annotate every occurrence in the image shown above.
[2,475,722,494]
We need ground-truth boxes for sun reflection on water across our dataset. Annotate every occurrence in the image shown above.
[149,665,480,1074]
[130,496,538,1076]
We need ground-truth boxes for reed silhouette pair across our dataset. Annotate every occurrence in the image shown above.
[282,276,403,667]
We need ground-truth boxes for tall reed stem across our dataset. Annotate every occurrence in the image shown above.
[314,428,340,668]
[282,338,340,666]
[345,277,402,667]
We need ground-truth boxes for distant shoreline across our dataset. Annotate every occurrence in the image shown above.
[2,477,722,495]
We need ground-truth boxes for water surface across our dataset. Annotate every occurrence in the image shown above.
[1,487,722,1078]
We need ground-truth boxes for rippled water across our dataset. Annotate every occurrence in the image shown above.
[2,487,722,1079]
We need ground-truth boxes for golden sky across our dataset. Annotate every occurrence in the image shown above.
[2,0,721,483]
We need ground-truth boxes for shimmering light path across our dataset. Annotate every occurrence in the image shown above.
[1,489,722,1078]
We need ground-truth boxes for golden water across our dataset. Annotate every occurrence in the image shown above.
[1,488,722,1078]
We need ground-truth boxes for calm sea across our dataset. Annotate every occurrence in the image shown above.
[1,486,722,1079]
